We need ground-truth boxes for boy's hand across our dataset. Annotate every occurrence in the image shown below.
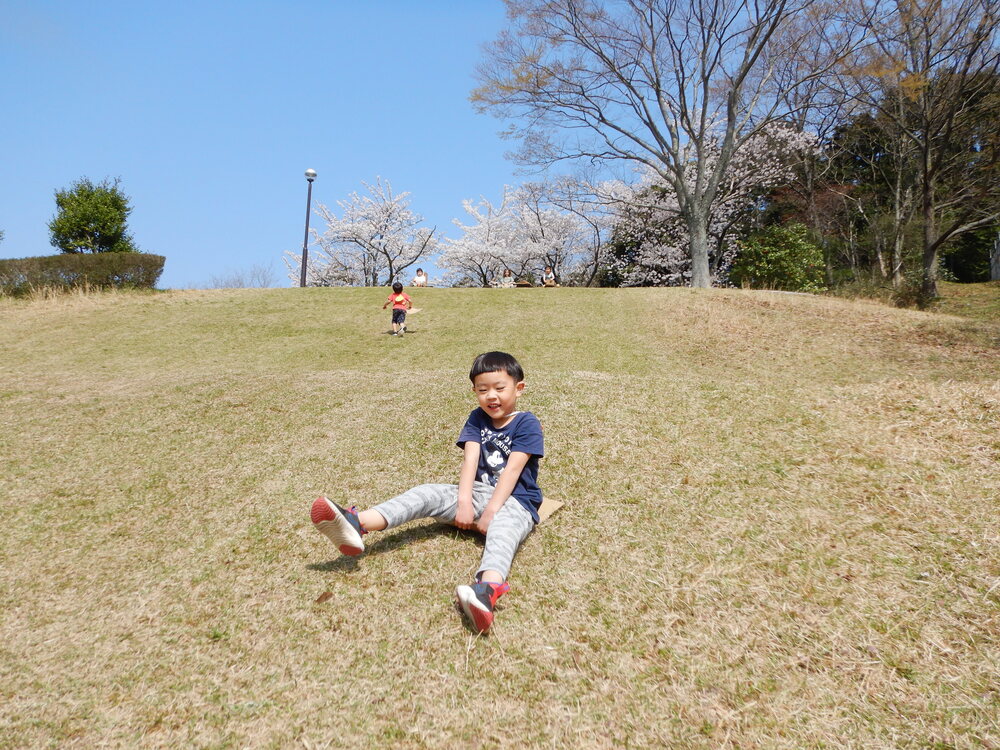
[475,507,496,534]
[454,503,475,530]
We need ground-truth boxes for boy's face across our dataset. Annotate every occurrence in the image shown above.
[472,369,524,422]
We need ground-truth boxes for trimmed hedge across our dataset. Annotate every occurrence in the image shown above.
[0,252,165,296]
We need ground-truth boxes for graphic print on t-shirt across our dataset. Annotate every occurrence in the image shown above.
[388,293,410,310]
[457,407,544,521]
[479,425,514,485]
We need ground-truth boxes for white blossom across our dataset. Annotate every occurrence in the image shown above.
[286,178,436,287]
[440,181,614,286]
[602,124,819,286]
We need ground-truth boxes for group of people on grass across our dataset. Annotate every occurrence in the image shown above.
[383,265,559,336]
[404,266,559,290]
[493,266,558,288]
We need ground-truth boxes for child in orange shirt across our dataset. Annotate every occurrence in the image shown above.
[382,281,412,336]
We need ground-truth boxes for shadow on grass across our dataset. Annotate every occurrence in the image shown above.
[306,522,483,573]
[307,523,499,635]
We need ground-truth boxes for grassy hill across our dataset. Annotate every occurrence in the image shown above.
[1,286,998,748]
[935,280,1000,323]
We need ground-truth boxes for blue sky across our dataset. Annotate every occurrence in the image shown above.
[0,1,526,288]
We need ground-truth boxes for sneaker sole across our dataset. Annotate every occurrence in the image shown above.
[311,497,364,556]
[455,585,493,632]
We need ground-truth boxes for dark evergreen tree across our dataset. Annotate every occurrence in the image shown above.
[49,177,139,254]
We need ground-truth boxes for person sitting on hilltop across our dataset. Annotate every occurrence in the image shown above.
[499,268,516,288]
[412,268,428,287]
[542,266,557,287]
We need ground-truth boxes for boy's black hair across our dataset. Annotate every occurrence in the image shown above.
[469,351,524,383]
[392,281,403,293]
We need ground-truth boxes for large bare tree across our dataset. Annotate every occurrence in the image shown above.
[472,0,863,287]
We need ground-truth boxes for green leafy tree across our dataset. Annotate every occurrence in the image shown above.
[731,223,827,292]
[837,0,1000,301]
[48,177,139,254]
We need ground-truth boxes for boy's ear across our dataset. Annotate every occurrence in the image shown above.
[516,381,526,394]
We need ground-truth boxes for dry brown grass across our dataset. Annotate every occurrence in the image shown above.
[1,287,998,748]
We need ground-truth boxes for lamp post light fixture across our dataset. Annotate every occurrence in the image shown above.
[299,168,317,287]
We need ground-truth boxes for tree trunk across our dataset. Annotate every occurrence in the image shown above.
[921,243,938,299]
[992,231,1000,282]
[921,153,938,300]
[892,232,905,289]
[819,232,834,286]
[688,218,712,288]
[891,176,907,289]
[806,184,835,287]
[847,222,859,279]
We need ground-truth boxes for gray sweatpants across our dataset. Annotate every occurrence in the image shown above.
[371,481,535,580]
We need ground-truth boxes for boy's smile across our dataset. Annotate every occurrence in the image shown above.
[473,370,524,427]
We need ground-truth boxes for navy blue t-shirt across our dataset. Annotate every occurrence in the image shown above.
[457,409,544,523]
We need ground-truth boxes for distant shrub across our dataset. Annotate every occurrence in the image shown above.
[730,223,827,293]
[891,265,945,309]
[0,253,165,297]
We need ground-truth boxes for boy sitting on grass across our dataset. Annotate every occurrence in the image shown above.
[310,351,543,633]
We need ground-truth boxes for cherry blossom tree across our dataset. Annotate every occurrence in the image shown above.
[544,176,617,285]
[441,123,814,288]
[438,192,512,286]
[439,182,614,286]
[602,125,819,285]
[509,182,582,282]
[439,189,550,286]
[285,178,436,287]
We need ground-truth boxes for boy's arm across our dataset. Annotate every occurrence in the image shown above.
[454,441,480,530]
[475,451,531,534]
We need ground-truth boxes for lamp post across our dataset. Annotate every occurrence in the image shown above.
[299,168,317,287]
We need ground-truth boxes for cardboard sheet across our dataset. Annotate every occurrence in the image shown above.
[537,496,564,523]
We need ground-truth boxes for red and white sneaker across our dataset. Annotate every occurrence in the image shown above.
[455,581,510,633]
[310,497,366,556]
